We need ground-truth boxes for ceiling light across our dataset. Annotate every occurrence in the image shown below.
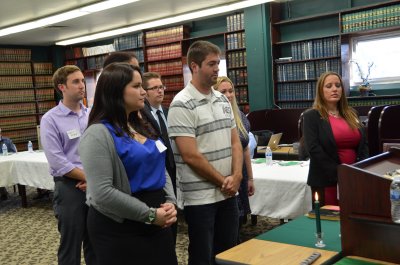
[0,0,140,38]
[56,0,274,46]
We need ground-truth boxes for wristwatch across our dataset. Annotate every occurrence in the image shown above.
[145,207,157,224]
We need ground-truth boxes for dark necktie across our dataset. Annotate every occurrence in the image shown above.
[156,110,169,141]
[156,109,176,194]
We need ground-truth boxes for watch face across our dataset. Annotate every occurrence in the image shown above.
[146,208,156,224]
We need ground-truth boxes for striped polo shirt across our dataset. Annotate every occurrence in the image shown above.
[168,82,235,206]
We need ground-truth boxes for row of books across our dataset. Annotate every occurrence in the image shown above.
[278,101,312,109]
[0,63,32,75]
[0,88,54,103]
[342,3,400,33]
[34,76,53,88]
[227,51,247,68]
[66,59,85,71]
[38,101,56,113]
[162,76,184,92]
[68,50,145,71]
[33,63,53,75]
[349,98,400,107]
[235,87,248,104]
[0,102,37,117]
[277,82,316,101]
[162,92,179,106]
[36,88,55,101]
[0,115,37,131]
[0,76,33,89]
[114,33,144,51]
[276,59,341,82]
[66,33,145,61]
[87,55,107,70]
[0,48,31,62]
[146,43,181,61]
[145,25,186,46]
[277,96,400,109]
[147,61,183,76]
[136,50,145,64]
[226,32,246,50]
[85,49,144,70]
[290,37,340,61]
[226,13,244,32]
[0,89,35,103]
[4,128,37,144]
[65,47,85,60]
[228,69,247,86]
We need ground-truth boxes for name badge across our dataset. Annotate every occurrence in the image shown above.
[155,140,167,153]
[67,129,81,139]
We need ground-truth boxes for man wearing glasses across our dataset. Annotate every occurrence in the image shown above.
[142,72,177,244]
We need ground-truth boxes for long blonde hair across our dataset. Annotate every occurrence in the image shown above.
[313,72,361,129]
[214,76,248,138]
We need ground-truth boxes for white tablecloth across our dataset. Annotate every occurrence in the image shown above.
[249,161,312,219]
[0,151,54,190]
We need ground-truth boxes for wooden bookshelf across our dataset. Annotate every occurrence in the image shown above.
[270,1,400,109]
[225,13,249,112]
[272,35,341,109]
[65,33,145,69]
[340,1,400,34]
[144,25,189,106]
[32,63,56,123]
[64,32,145,105]
[0,48,55,150]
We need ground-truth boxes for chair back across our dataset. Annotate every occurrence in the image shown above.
[247,109,270,131]
[367,105,386,156]
[378,105,400,153]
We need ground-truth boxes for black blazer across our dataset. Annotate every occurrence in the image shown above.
[143,100,176,193]
[303,109,368,187]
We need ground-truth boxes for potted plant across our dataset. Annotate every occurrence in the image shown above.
[350,60,374,97]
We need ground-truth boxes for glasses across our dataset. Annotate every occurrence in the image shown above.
[145,85,166,91]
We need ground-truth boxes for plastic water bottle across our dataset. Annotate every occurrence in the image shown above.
[27,141,33,152]
[2,143,8,156]
[265,146,273,166]
[390,176,400,224]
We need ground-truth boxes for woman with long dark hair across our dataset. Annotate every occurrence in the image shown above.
[79,63,177,265]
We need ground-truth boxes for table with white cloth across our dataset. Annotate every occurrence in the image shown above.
[249,160,312,220]
[0,151,53,206]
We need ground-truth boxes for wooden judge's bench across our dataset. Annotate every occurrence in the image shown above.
[216,148,400,264]
[338,147,400,264]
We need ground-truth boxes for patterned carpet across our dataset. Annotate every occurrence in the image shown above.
[0,186,280,265]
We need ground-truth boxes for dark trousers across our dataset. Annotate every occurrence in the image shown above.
[87,207,177,265]
[87,189,177,265]
[184,197,239,265]
[53,177,96,265]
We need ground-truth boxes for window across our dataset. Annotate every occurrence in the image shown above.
[350,32,400,87]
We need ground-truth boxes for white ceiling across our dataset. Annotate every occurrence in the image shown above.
[0,0,241,46]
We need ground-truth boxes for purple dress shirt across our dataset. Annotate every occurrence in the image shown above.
[40,101,89,178]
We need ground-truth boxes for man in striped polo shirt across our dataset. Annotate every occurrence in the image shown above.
[168,40,243,265]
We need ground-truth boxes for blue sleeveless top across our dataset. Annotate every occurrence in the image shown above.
[103,121,166,193]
